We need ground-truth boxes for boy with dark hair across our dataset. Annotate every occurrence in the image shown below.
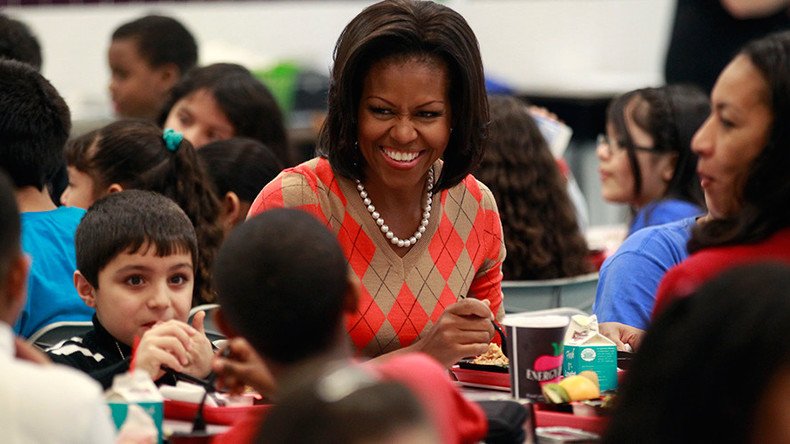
[46,190,214,389]
[0,59,93,338]
[0,13,42,71]
[0,170,116,442]
[109,14,198,120]
[212,208,488,444]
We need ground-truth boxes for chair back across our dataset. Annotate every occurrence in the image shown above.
[188,303,225,342]
[502,272,599,313]
[27,321,94,349]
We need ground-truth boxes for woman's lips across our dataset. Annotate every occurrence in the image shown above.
[698,171,714,189]
[379,146,424,169]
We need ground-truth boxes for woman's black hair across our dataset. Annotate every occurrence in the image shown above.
[317,0,488,191]
[689,30,790,252]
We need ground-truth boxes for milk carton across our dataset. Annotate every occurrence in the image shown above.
[562,314,617,391]
[106,370,163,443]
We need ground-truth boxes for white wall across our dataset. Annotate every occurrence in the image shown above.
[6,0,676,121]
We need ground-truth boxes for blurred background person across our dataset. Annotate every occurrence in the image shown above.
[596,85,708,237]
[476,95,591,280]
[159,62,292,167]
[197,137,284,233]
[109,14,198,120]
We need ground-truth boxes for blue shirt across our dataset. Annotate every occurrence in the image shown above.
[593,216,697,329]
[628,198,702,237]
[14,207,94,338]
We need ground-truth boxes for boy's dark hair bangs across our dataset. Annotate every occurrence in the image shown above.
[76,190,198,288]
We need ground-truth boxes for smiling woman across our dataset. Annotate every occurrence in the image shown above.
[248,0,503,368]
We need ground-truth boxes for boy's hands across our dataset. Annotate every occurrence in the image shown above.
[180,310,214,378]
[212,337,276,396]
[135,316,213,381]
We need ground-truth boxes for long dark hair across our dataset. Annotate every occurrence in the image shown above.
[689,31,790,252]
[607,84,708,208]
[318,0,488,191]
[476,95,590,279]
[64,120,223,305]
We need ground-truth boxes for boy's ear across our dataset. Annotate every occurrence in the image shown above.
[156,63,180,90]
[73,271,97,308]
[221,192,243,231]
[3,253,30,322]
[343,271,360,315]
[214,308,240,338]
[106,183,124,194]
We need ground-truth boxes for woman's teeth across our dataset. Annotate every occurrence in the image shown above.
[383,148,419,162]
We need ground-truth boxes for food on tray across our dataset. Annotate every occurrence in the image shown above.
[472,343,509,367]
[542,371,601,403]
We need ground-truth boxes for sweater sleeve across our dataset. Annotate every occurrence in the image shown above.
[468,181,506,322]
[248,167,329,225]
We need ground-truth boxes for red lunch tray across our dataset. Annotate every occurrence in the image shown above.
[164,399,272,426]
[533,402,609,435]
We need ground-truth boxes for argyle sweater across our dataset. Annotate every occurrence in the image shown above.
[249,157,506,358]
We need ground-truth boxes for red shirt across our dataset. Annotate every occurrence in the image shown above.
[211,354,488,444]
[653,227,790,316]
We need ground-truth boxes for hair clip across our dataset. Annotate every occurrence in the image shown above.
[163,128,184,152]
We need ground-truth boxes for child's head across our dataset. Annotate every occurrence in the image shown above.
[62,120,223,305]
[0,13,42,71]
[214,208,350,366]
[74,190,197,346]
[0,59,70,190]
[159,63,290,166]
[0,171,27,325]
[598,84,709,209]
[109,14,198,120]
[197,137,284,231]
[257,372,437,444]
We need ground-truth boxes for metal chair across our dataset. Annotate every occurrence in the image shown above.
[501,272,599,314]
[188,303,225,342]
[27,320,94,350]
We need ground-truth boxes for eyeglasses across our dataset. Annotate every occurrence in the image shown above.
[596,133,659,156]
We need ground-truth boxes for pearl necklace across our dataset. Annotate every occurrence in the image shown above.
[355,167,434,248]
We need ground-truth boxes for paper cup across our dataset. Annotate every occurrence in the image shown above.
[503,315,569,400]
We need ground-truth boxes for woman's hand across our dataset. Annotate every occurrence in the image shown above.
[411,298,495,368]
[599,322,645,352]
[212,337,276,396]
[180,310,215,379]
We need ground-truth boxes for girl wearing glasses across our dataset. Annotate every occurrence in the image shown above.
[596,85,709,237]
